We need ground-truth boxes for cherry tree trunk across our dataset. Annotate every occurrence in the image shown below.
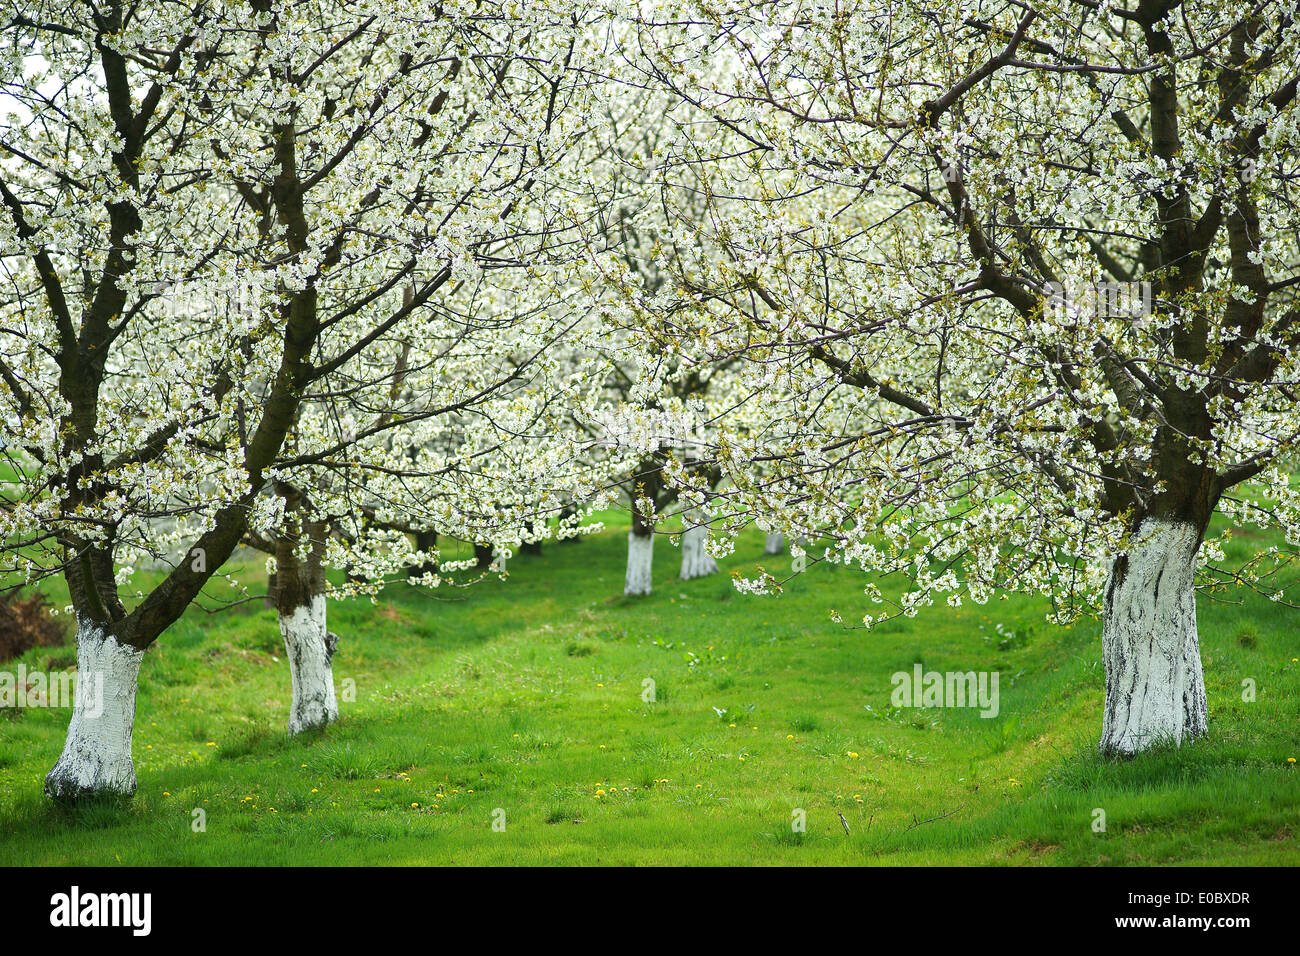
[44,619,143,800]
[408,529,437,579]
[276,515,338,735]
[558,503,581,543]
[680,522,718,580]
[1099,517,1208,756]
[279,595,338,735]
[625,530,654,596]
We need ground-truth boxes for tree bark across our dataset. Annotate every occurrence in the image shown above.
[408,529,437,579]
[764,532,784,555]
[625,530,654,596]
[276,503,338,735]
[1100,517,1208,756]
[680,519,718,580]
[558,503,580,543]
[44,619,143,801]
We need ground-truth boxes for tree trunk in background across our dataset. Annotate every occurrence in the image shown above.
[522,540,541,556]
[764,532,784,555]
[1100,517,1207,756]
[408,529,437,579]
[276,504,338,735]
[44,619,144,800]
[474,543,493,568]
[264,570,278,610]
[558,503,580,543]
[625,530,654,595]
[680,517,718,580]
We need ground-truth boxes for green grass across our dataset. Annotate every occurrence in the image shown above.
[1,516,1298,865]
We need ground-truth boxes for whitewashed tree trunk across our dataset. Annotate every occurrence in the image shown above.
[625,531,654,596]
[764,532,784,555]
[1100,517,1208,756]
[44,620,143,800]
[279,594,338,735]
[680,522,718,579]
[275,494,338,735]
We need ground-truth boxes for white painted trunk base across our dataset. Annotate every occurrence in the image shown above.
[625,531,654,596]
[45,620,143,800]
[680,524,719,580]
[1100,518,1208,756]
[764,533,785,555]
[280,595,339,735]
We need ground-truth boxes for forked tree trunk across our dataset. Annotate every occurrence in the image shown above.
[44,619,143,800]
[764,532,784,555]
[625,530,654,596]
[680,519,718,580]
[1100,517,1208,756]
[276,509,338,735]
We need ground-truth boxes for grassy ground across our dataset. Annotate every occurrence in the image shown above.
[0,515,1297,865]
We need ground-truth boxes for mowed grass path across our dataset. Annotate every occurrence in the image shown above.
[1,516,1298,865]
